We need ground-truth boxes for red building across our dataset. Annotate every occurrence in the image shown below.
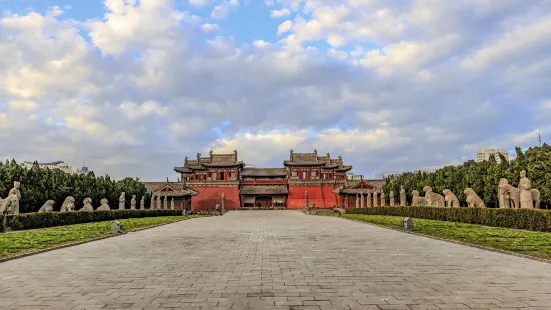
[170,149,377,211]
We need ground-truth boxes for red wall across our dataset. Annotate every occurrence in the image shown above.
[191,186,240,210]
[287,185,338,209]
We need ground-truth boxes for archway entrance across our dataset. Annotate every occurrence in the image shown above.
[255,196,272,208]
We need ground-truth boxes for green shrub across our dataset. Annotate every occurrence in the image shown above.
[346,207,551,232]
[4,210,182,231]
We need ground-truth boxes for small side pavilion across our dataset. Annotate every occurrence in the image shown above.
[332,177,386,208]
[142,181,199,212]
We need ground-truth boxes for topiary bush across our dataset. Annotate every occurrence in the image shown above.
[345,207,551,232]
[3,209,182,231]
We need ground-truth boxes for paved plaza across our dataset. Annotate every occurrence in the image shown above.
[2,211,551,310]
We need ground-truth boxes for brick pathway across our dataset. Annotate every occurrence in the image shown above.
[1,211,551,310]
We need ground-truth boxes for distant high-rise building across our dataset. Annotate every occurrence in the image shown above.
[20,161,91,174]
[476,147,509,163]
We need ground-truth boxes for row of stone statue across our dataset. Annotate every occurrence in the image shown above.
[409,170,541,209]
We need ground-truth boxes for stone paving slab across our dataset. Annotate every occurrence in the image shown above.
[1,211,551,310]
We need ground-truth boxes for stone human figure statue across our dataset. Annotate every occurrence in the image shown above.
[355,194,359,208]
[360,192,364,208]
[518,170,534,209]
[389,191,395,207]
[170,198,174,210]
[163,194,168,210]
[38,200,55,212]
[400,185,406,206]
[130,195,136,210]
[119,192,126,210]
[140,196,145,210]
[373,190,379,207]
[150,194,155,210]
[81,198,94,211]
[0,181,21,214]
[305,191,309,209]
[155,195,160,209]
[380,190,386,207]
[97,198,110,211]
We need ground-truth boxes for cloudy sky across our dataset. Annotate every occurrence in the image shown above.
[0,0,550,181]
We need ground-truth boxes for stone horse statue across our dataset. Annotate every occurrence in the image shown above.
[500,184,541,209]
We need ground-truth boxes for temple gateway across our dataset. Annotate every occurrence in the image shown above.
[143,150,385,211]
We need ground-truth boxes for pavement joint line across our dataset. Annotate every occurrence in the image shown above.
[0,217,203,264]
[331,215,551,265]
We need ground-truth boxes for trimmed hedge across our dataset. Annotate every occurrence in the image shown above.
[346,207,551,232]
[3,210,183,231]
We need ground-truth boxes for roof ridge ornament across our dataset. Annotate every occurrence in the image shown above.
[290,149,294,161]
[184,156,188,167]
[234,150,238,161]
[197,153,201,161]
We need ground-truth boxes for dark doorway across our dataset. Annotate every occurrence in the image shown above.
[255,196,272,208]
[220,172,225,180]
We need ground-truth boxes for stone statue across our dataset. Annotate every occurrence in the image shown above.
[150,194,155,210]
[411,190,427,206]
[442,189,459,208]
[140,196,145,210]
[373,190,379,207]
[423,186,445,207]
[60,196,76,212]
[367,192,372,207]
[155,194,160,209]
[360,192,364,208]
[498,178,510,208]
[500,183,541,209]
[400,185,406,206]
[170,198,175,210]
[97,198,110,211]
[305,191,309,209]
[38,200,55,212]
[81,198,94,211]
[380,190,386,207]
[215,204,221,213]
[355,194,359,208]
[464,188,485,208]
[0,181,21,214]
[518,170,534,209]
[130,195,136,210]
[119,192,126,210]
[389,191,394,206]
[163,194,168,210]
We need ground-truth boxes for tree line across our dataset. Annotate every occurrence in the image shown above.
[382,144,551,209]
[0,160,150,213]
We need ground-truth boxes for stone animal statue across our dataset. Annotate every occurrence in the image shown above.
[81,198,94,211]
[38,200,55,212]
[500,185,541,209]
[60,196,76,212]
[498,178,510,208]
[442,189,460,207]
[423,186,445,207]
[97,198,111,211]
[464,188,485,208]
[0,181,21,214]
[411,190,427,206]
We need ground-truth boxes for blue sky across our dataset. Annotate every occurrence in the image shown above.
[0,0,550,180]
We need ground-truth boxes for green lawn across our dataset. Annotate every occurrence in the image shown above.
[323,213,551,260]
[0,216,188,259]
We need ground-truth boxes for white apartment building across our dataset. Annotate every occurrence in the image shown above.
[476,147,509,163]
[20,161,90,175]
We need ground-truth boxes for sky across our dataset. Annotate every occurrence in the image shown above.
[0,0,550,181]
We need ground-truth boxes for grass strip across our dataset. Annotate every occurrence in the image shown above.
[0,216,188,259]
[322,213,551,260]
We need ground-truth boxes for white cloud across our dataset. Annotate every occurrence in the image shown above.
[200,23,219,32]
[7,101,38,111]
[277,20,293,34]
[189,0,210,7]
[271,8,291,18]
[211,0,239,20]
